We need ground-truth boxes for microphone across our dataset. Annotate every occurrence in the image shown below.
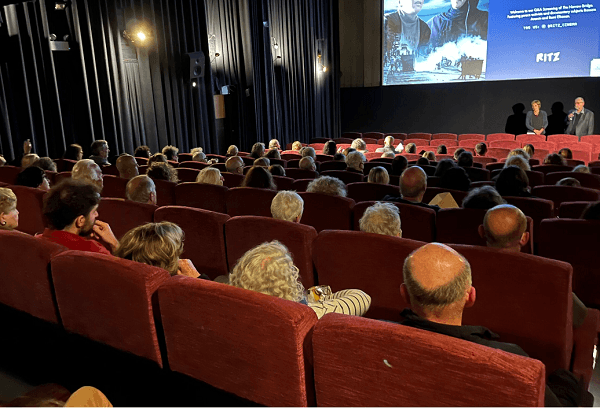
[568,109,577,120]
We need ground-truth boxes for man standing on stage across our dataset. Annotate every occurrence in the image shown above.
[566,97,594,140]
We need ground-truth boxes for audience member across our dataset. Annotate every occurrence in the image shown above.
[573,165,590,173]
[271,190,303,222]
[453,147,465,160]
[115,154,139,179]
[381,151,396,159]
[269,139,281,150]
[299,156,316,171]
[134,145,151,158]
[196,167,223,185]
[507,148,530,161]
[556,177,581,187]
[332,152,346,161]
[495,166,531,197]
[558,148,573,160]
[265,148,281,160]
[351,138,368,153]
[15,166,50,190]
[21,153,40,169]
[342,147,355,157]
[306,176,347,197]
[376,136,402,154]
[193,151,207,162]
[191,147,203,156]
[359,202,401,237]
[436,145,447,155]
[148,153,168,166]
[434,158,456,177]
[241,166,276,190]
[162,145,179,162]
[423,151,436,161]
[292,141,303,151]
[146,162,178,183]
[253,157,270,167]
[440,166,471,191]
[346,151,365,173]
[405,143,417,154]
[462,186,505,210]
[475,142,487,156]
[89,140,110,166]
[269,164,286,177]
[391,155,408,176]
[0,187,18,230]
[457,151,473,167]
[126,175,156,205]
[544,153,566,166]
[250,142,266,159]
[367,166,390,184]
[225,156,244,174]
[504,155,530,172]
[72,159,103,190]
[226,145,239,157]
[384,167,439,211]
[64,144,84,161]
[301,146,316,160]
[323,140,337,156]
[40,180,118,254]
[33,157,57,172]
[115,222,200,278]
[416,158,430,166]
[229,241,371,319]
[522,144,535,158]
[581,202,600,220]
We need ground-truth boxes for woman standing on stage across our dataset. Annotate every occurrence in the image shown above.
[526,99,548,135]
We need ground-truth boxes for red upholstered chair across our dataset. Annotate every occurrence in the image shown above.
[312,230,423,321]
[51,251,170,366]
[205,154,226,163]
[516,133,546,143]
[342,132,362,139]
[489,140,522,149]
[437,208,533,253]
[431,132,457,140]
[462,166,490,182]
[281,152,301,161]
[135,157,149,166]
[101,175,128,199]
[285,168,318,180]
[352,201,436,242]
[138,165,148,174]
[309,143,325,151]
[298,192,355,232]
[531,164,573,175]
[0,166,21,184]
[547,134,579,145]
[286,159,300,169]
[565,158,586,167]
[363,152,383,161]
[11,185,46,235]
[177,161,209,170]
[486,147,511,160]
[472,156,497,166]
[54,171,71,184]
[315,154,333,162]
[470,181,495,188]
[0,181,6,187]
[362,132,385,140]
[422,187,467,206]
[363,140,378,146]
[221,172,244,188]
[54,158,78,172]
[0,230,66,323]
[458,139,483,148]
[430,139,458,147]
[434,154,454,161]
[210,163,227,172]
[486,133,516,142]
[310,137,330,143]
[174,182,228,214]
[151,179,176,206]
[400,153,422,160]
[530,141,557,152]
[154,206,229,280]
[532,186,600,213]
[313,313,546,407]
[334,137,353,144]
[272,175,294,190]
[240,156,255,166]
[291,178,313,192]
[177,153,193,162]
[581,135,600,146]
[176,168,200,183]
[158,276,317,407]
[320,170,364,184]
[448,244,573,377]
[346,182,400,202]
[545,171,600,189]
[522,170,545,187]
[531,149,550,162]
[363,162,392,174]
[369,157,394,164]
[407,132,431,140]
[458,133,485,141]
[503,196,554,247]
[97,198,157,239]
[226,187,277,217]
[558,201,593,219]
[100,165,119,176]
[225,216,318,287]
[384,132,407,140]
[403,138,429,146]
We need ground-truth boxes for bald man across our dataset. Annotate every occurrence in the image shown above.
[383,166,440,211]
[225,156,244,175]
[116,154,139,180]
[126,175,157,205]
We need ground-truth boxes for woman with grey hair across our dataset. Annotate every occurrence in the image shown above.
[351,138,368,153]
[306,176,347,197]
[346,151,366,173]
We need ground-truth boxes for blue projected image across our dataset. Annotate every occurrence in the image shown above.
[382,0,600,85]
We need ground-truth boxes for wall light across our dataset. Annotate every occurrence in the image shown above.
[317,53,327,73]
[55,2,67,10]
[123,19,154,47]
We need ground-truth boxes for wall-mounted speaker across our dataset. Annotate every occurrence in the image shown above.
[185,51,205,80]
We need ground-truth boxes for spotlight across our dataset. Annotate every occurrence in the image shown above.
[192,81,197,88]
[137,32,146,41]
[123,19,154,47]
[55,2,67,10]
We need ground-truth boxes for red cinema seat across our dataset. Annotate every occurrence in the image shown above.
[225,216,318,287]
[151,179,176,206]
[364,152,384,161]
[384,133,407,140]
[287,159,300,169]
[175,182,228,214]
[154,206,229,280]
[97,198,157,239]
[315,154,333,162]
[524,170,545,187]
[298,192,355,232]
[531,164,573,175]
[400,153,422,161]
[459,139,485,149]
[430,139,458,147]
[581,135,600,146]
[51,251,170,366]
[463,166,490,182]
[431,132,458,140]
[313,231,423,322]
[503,196,554,245]
[403,138,429,146]
[226,187,277,217]
[100,165,119,176]
[532,186,600,212]
[486,147,511,160]
[530,141,557,152]
[285,168,318,180]
[346,182,400,202]
[516,134,546,143]
[333,137,353,144]
[422,187,468,206]
[281,152,301,161]
[363,162,392,174]
[531,149,551,162]
[486,133,516,142]
[272,175,294,190]
[177,161,209,170]
[211,163,227,172]
[101,175,128,199]
[291,178,313,192]
[352,201,436,242]
[342,132,362,139]
[489,140,522,149]
[0,166,21,184]
[558,201,593,219]
[176,168,200,183]
[177,153,193,162]
[310,138,330,144]
[158,276,317,406]
[11,185,46,235]
[313,313,546,407]
[0,230,66,323]
[221,172,244,188]
[363,140,378,147]
[458,133,485,141]
[135,157,149,166]
[320,170,363,184]
[545,171,600,190]
[369,157,394,165]
[240,156,255,166]
[362,132,385,140]
[565,158,586,167]
[309,143,325,151]
[472,156,497,166]
[448,244,573,377]
[54,159,78,172]
[547,134,579,145]
[407,132,431,140]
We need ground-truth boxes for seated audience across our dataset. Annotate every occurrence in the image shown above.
[0,187,18,230]
[381,151,395,159]
[573,165,590,173]
[40,180,118,254]
[504,155,530,172]
[250,142,265,159]
[376,136,402,154]
[64,144,84,161]
[115,154,139,179]
[558,148,573,160]
[226,144,239,157]
[416,157,429,166]
[495,166,531,197]
[384,166,440,211]
[507,148,530,161]
[368,166,390,184]
[15,166,50,190]
[359,202,401,237]
[225,156,244,174]
[33,157,57,172]
[146,162,178,183]
[253,157,270,167]
[292,141,303,151]
[440,166,471,191]
[162,145,179,162]
[268,139,281,150]
[72,159,103,190]
[351,138,368,153]
[391,155,409,176]
[332,152,346,161]
[299,156,316,171]
[436,145,447,155]
[89,140,110,166]
[191,147,203,156]
[241,166,276,190]
[581,202,600,220]
[323,140,337,156]
[457,151,474,167]
[21,153,40,169]
[556,177,581,187]
[265,149,281,160]
[306,176,347,197]
[453,147,465,160]
[193,151,208,163]
[523,144,534,158]
[434,158,456,178]
[462,186,505,210]
[301,146,316,160]
[342,147,356,156]
[148,153,168,166]
[544,153,566,166]
[196,167,223,185]
[475,142,487,156]
[346,151,365,173]
[115,222,201,278]
[134,145,151,158]
[422,151,436,161]
[271,190,303,222]
[405,143,417,154]
[269,164,286,177]
[229,241,371,319]
[126,175,156,205]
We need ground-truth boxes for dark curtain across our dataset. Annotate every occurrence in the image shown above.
[0,0,214,161]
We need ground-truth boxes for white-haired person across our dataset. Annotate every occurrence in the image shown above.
[351,138,369,153]
[72,159,103,190]
[359,202,402,237]
[229,241,371,319]
[196,167,224,186]
[376,135,403,154]
[299,156,316,171]
[346,151,366,173]
[269,139,281,150]
[126,175,157,205]
[271,191,303,222]
[367,166,390,184]
[226,145,239,157]
[300,146,316,160]
[0,187,18,230]
[306,176,347,197]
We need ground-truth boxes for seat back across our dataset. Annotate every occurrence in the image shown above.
[0,165,21,184]
[177,161,209,170]
[319,161,346,172]
[342,132,362,139]
[281,152,301,161]
[532,185,600,212]
[154,206,229,280]
[406,132,431,140]
[422,187,467,206]
[320,170,364,184]
[489,140,522,149]
[54,171,72,184]
[11,185,46,235]
[54,159,78,172]
[346,182,400,202]
[176,168,200,183]
[226,187,277,217]
[485,162,504,171]
[97,198,157,239]
[313,313,545,407]
[431,132,457,140]
[558,201,592,219]
[174,182,228,214]
[472,156,497,166]
[503,196,554,244]
[100,164,119,176]
[362,131,385,140]
[430,139,458,147]
[158,276,317,406]
[545,171,600,190]
[101,175,128,199]
[315,154,333,162]
[404,138,430,146]
[225,216,318,287]
[384,133,407,140]
[221,172,244,188]
[313,230,423,321]
[463,166,490,182]
[284,168,318,180]
[449,244,573,375]
[271,175,294,190]
[530,164,574,175]
[363,161,392,174]
[298,192,355,232]
[152,179,176,206]
[486,147,511,160]
[352,201,436,242]
[486,133,516,142]
[525,170,545,187]
[51,251,170,366]
[0,231,66,323]
[458,133,485,141]
[291,178,313,192]
[177,153,193,162]
[516,133,546,143]
[547,134,579,145]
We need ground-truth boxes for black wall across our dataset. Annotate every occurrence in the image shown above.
[340,76,600,135]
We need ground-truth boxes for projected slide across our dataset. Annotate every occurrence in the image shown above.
[382,0,600,85]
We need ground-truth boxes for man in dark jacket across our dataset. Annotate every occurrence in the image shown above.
[427,0,488,49]
[384,0,431,59]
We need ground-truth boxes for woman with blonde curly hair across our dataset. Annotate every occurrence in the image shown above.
[0,187,18,230]
[196,167,224,185]
[114,222,200,278]
[229,241,371,319]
